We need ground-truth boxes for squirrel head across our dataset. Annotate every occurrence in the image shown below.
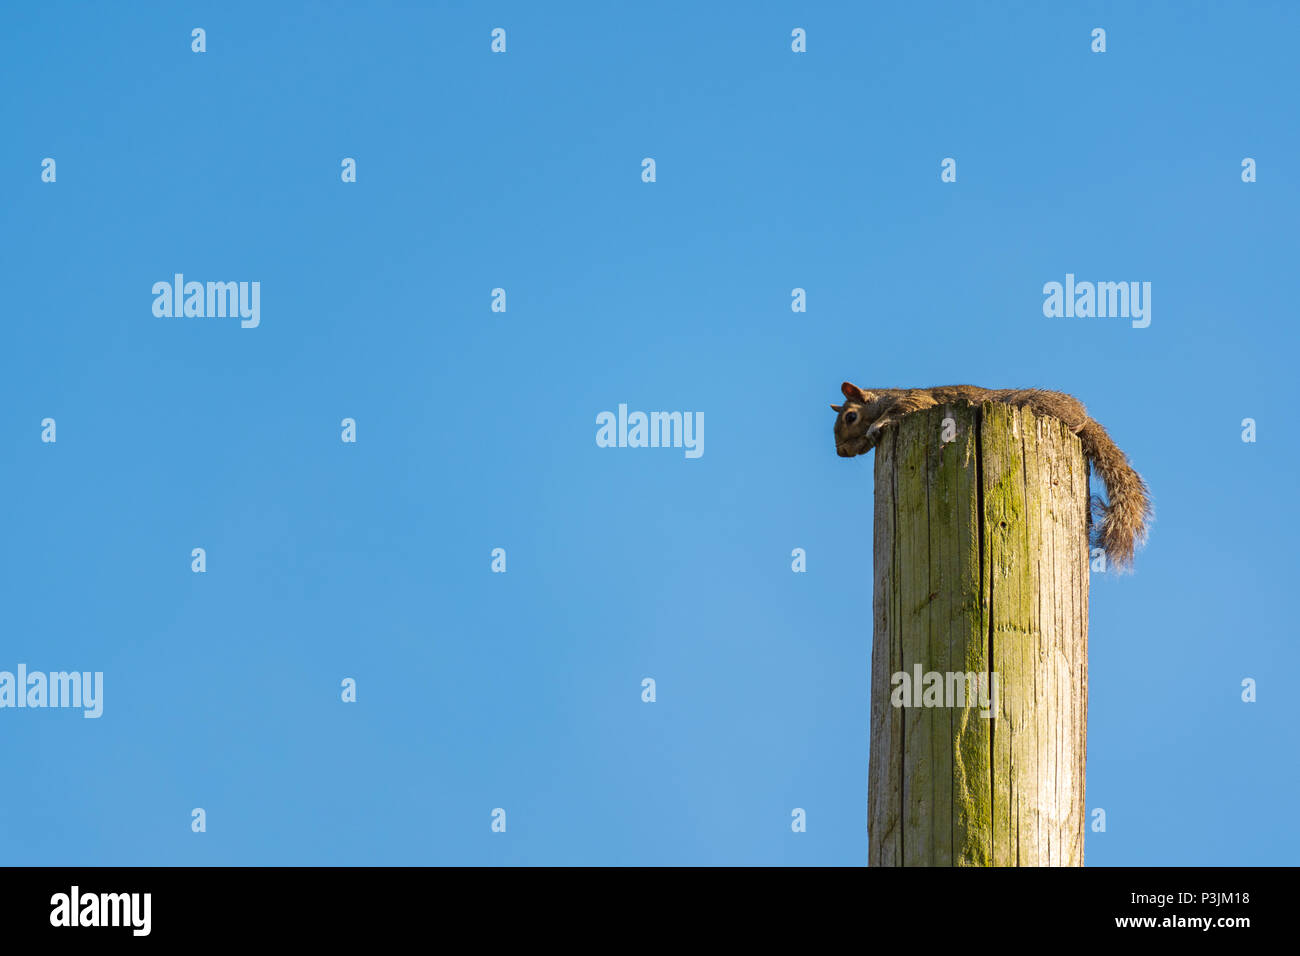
[831,382,878,457]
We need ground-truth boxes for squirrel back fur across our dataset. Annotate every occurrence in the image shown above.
[830,382,1150,570]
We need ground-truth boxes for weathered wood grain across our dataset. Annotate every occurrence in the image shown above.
[868,402,1089,866]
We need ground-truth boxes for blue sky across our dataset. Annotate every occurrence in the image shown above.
[2,1,1297,865]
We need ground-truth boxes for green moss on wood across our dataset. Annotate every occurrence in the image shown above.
[868,402,1089,867]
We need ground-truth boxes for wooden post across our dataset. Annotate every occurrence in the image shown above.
[868,402,1090,866]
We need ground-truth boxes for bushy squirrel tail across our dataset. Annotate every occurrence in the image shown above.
[1077,418,1151,570]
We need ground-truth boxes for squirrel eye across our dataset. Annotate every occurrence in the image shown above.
[844,411,858,425]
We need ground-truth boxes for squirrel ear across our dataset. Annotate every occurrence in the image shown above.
[830,404,844,413]
[841,382,869,403]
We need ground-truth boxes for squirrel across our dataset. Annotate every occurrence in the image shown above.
[830,382,1151,570]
